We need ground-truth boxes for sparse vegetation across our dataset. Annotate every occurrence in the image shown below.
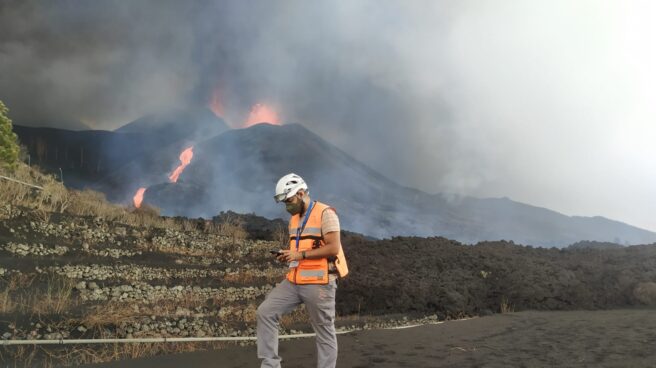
[273,222,288,248]
[2,341,238,368]
[0,100,20,171]
[0,163,246,235]
[500,296,514,314]
[0,272,76,315]
[0,273,36,314]
[217,213,248,245]
[0,164,46,210]
[78,302,139,331]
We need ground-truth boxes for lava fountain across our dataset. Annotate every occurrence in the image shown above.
[169,146,194,183]
[244,103,280,127]
[133,187,146,208]
[132,146,193,208]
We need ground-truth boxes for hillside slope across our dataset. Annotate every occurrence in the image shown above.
[142,123,656,247]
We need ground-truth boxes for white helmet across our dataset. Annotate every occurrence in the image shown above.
[274,173,308,202]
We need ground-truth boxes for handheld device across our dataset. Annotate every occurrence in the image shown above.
[270,250,283,256]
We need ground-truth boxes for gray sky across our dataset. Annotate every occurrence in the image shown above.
[1,0,654,231]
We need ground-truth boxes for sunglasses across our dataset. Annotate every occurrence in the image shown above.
[274,191,304,203]
[274,191,292,203]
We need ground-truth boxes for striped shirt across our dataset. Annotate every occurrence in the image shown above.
[321,208,340,235]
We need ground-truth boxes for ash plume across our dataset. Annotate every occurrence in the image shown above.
[1,0,655,232]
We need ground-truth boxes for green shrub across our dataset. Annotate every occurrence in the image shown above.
[0,100,20,171]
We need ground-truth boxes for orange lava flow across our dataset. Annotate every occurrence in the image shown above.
[169,147,194,183]
[244,103,280,127]
[133,188,146,208]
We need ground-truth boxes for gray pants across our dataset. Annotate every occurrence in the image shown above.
[257,279,338,368]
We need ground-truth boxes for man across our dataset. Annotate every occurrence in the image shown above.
[257,173,348,368]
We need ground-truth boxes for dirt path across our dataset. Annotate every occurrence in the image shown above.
[85,309,656,368]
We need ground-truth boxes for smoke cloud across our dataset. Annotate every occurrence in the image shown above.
[0,0,654,231]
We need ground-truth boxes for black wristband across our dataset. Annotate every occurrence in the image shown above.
[302,251,306,259]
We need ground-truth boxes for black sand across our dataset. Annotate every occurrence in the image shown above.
[85,309,656,368]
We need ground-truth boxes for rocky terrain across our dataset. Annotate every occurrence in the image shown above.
[0,208,278,342]
[1,165,656,367]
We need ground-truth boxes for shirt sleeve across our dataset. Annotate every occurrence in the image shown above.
[321,208,340,235]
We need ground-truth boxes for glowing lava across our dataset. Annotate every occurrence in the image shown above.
[244,103,280,127]
[209,89,224,118]
[133,188,146,208]
[169,147,194,183]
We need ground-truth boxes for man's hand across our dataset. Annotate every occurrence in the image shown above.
[278,249,302,263]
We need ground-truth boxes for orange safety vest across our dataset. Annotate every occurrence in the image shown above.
[286,201,349,285]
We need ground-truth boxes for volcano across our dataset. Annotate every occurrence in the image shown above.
[14,116,656,247]
[141,123,656,247]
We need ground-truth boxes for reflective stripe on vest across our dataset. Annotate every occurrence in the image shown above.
[299,270,325,278]
[288,227,322,237]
